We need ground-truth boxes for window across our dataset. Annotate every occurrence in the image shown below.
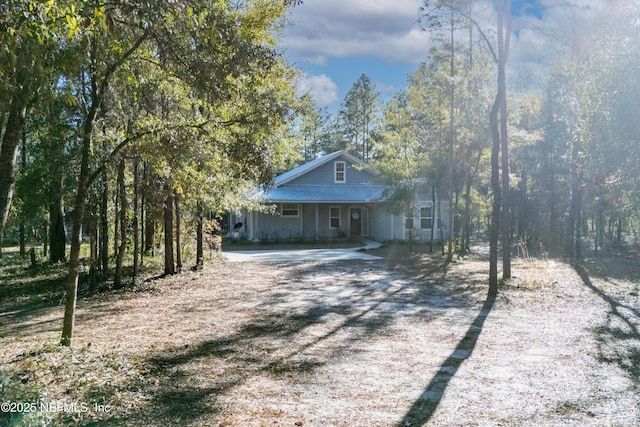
[420,206,433,229]
[334,161,346,183]
[330,207,341,228]
[281,203,299,217]
[405,210,414,229]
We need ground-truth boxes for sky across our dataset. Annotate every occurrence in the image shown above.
[281,0,611,113]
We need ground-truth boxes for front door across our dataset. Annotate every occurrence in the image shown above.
[350,208,362,237]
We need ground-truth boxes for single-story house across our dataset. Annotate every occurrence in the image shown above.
[230,150,450,242]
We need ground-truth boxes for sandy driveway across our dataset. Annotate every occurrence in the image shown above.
[222,241,382,262]
[1,250,638,426]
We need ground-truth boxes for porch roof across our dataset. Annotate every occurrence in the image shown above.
[261,184,386,203]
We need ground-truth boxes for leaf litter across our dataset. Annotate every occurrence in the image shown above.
[1,248,638,426]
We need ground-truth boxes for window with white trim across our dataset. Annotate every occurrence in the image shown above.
[281,203,299,217]
[334,161,346,183]
[420,206,433,229]
[330,207,341,228]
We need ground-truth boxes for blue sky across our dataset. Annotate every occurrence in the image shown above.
[281,0,610,113]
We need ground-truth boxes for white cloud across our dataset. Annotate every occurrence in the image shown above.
[284,0,431,64]
[298,73,339,107]
[284,0,620,105]
[508,0,615,76]
[285,0,616,68]
[375,81,399,96]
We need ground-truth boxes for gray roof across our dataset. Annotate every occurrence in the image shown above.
[262,184,386,203]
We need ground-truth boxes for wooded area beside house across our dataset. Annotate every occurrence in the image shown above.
[1,0,301,346]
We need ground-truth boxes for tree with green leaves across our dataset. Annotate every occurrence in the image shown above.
[0,1,74,257]
[338,74,380,162]
[296,94,331,161]
[375,92,429,252]
[17,88,76,264]
[53,0,301,347]
[423,0,512,293]
[539,1,640,261]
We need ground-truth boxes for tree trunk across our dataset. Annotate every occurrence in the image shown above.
[61,106,95,347]
[499,0,512,280]
[0,90,29,257]
[60,30,148,347]
[145,216,155,255]
[429,186,436,253]
[196,210,204,269]
[49,195,67,263]
[462,172,472,255]
[567,130,582,262]
[617,215,623,244]
[42,217,48,258]
[595,193,604,256]
[163,191,175,275]
[100,169,109,273]
[500,88,511,279]
[144,165,156,256]
[140,164,146,267]
[133,158,140,279]
[174,191,182,273]
[19,222,26,258]
[114,157,127,289]
[88,196,98,292]
[48,124,67,264]
[447,9,456,263]
[488,92,502,295]
[19,127,27,258]
[113,172,120,259]
[518,166,528,243]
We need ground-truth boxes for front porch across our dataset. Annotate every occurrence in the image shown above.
[241,203,373,241]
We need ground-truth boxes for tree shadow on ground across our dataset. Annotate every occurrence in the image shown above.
[0,258,67,306]
[575,264,640,383]
[397,291,496,427]
[85,256,468,426]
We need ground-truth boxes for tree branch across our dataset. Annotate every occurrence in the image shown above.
[88,129,154,187]
[435,1,500,64]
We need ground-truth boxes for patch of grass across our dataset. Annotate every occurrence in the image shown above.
[368,241,446,268]
[553,400,585,416]
[1,339,151,426]
[0,253,68,307]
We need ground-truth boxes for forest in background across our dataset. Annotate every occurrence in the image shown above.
[295,0,640,267]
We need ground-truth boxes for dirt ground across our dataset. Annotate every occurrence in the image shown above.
[1,246,639,426]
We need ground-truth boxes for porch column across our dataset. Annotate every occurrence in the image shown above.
[253,211,259,241]
[315,204,319,239]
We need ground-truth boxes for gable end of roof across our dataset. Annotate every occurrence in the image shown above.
[274,151,378,186]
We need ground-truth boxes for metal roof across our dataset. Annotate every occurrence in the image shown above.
[261,184,386,203]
